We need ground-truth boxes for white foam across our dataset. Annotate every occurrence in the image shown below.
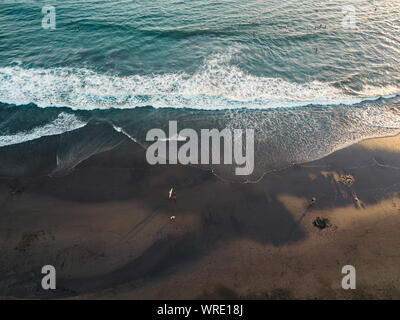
[0,112,86,147]
[1,55,397,110]
[351,84,400,99]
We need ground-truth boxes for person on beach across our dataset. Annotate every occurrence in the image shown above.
[309,197,317,208]
[168,188,177,203]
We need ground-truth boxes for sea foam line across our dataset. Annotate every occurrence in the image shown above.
[1,58,398,111]
[0,112,86,147]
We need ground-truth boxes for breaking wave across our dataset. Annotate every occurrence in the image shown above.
[0,112,86,147]
[1,56,399,111]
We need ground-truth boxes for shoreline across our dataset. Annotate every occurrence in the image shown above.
[1,116,400,183]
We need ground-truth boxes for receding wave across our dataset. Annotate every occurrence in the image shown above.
[0,99,399,181]
[1,56,398,111]
[0,112,86,147]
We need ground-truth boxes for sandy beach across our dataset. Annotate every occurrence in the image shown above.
[1,122,400,300]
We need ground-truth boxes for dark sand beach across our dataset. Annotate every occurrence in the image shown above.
[1,123,400,299]
[1,0,400,303]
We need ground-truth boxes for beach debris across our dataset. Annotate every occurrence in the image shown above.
[168,188,174,199]
[313,217,329,230]
[340,174,355,187]
[9,188,23,196]
[170,215,176,222]
[8,183,24,196]
[14,230,47,253]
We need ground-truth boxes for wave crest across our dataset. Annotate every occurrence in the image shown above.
[2,56,397,110]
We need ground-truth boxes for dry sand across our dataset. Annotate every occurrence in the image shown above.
[1,130,400,299]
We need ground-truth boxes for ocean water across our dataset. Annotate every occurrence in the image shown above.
[0,0,399,181]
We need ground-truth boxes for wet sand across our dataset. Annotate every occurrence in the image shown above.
[1,125,400,299]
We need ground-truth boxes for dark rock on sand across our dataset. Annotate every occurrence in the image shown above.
[313,217,329,230]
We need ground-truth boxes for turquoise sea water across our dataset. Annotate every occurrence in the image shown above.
[0,0,399,180]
